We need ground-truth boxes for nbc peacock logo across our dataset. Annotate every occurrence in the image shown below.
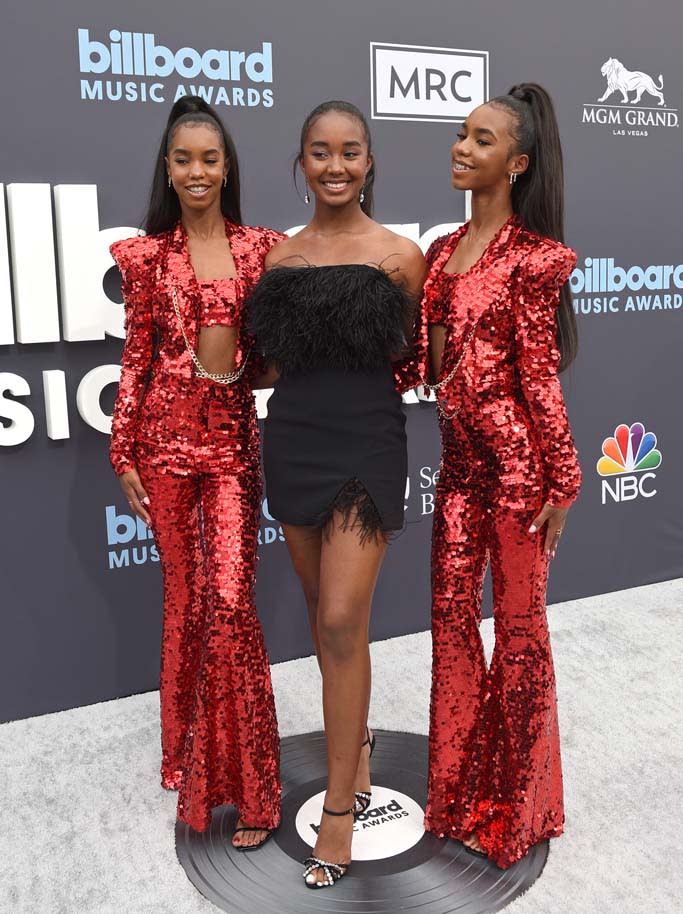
[597,421,662,504]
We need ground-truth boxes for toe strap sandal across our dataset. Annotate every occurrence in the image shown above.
[302,804,353,889]
[232,824,276,853]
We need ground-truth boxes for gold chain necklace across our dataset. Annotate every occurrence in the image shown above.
[172,286,250,384]
[422,320,479,420]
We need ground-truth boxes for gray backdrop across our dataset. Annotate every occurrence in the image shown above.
[1,0,681,721]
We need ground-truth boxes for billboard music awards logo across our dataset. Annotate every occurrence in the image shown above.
[296,785,424,861]
[370,42,488,122]
[582,56,678,136]
[570,257,683,316]
[106,505,158,569]
[106,497,284,570]
[77,28,274,107]
[597,422,662,504]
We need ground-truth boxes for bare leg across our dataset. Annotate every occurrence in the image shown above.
[309,515,387,882]
[282,524,323,663]
[284,523,376,804]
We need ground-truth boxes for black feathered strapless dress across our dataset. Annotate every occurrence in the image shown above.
[247,263,412,540]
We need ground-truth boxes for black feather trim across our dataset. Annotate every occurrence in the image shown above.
[316,478,387,545]
[245,264,412,374]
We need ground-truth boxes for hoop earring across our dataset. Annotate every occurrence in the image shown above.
[304,179,310,205]
[359,185,366,204]
[509,173,518,185]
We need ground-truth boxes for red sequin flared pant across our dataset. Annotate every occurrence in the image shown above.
[137,386,280,833]
[425,435,564,869]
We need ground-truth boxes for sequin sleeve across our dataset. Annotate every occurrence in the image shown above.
[109,237,156,476]
[423,235,450,325]
[241,227,287,385]
[392,286,426,393]
[513,243,581,507]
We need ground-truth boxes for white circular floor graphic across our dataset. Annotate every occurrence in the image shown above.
[295,785,425,861]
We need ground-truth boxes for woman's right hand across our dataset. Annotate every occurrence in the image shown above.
[119,468,151,525]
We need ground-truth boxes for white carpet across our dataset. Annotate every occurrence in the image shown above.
[1,579,681,914]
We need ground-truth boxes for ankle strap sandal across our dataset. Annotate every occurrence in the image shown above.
[302,804,353,889]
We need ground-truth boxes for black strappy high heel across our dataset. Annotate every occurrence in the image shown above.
[302,804,354,889]
[353,726,376,818]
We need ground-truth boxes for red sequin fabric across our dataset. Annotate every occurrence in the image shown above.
[424,216,581,868]
[110,219,284,832]
[197,277,240,326]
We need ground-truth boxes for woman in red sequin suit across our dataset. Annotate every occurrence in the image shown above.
[423,84,581,868]
[109,98,282,846]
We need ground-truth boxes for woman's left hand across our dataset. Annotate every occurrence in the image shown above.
[528,503,569,559]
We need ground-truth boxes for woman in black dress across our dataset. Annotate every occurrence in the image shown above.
[248,100,426,888]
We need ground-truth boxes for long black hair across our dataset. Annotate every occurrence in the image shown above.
[143,96,242,235]
[294,100,375,217]
[490,83,578,370]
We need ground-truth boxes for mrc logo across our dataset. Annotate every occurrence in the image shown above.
[597,421,662,504]
[370,42,488,123]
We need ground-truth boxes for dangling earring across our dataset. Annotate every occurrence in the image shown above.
[304,179,310,205]
[168,176,172,188]
[223,175,227,188]
[509,172,518,185]
[359,185,366,204]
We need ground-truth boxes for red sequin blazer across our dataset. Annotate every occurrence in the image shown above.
[109,220,284,476]
[424,216,581,507]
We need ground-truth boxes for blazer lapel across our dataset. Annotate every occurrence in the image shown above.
[162,222,200,348]
[224,220,258,296]
[437,216,523,362]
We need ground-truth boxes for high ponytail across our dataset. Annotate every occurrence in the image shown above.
[490,83,578,370]
[143,96,242,236]
[294,100,376,217]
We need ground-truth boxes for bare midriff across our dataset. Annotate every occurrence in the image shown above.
[197,324,238,375]
[196,277,240,374]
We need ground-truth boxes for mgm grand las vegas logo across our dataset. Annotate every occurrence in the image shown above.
[582,57,678,136]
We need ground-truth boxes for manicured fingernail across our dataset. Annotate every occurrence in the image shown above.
[142,497,150,505]
[528,525,537,534]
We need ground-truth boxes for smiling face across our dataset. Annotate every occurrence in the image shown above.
[165,123,228,215]
[450,103,528,192]
[300,110,371,209]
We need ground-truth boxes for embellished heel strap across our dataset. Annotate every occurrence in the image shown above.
[354,790,372,817]
[303,855,350,889]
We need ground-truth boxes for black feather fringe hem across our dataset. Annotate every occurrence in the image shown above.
[315,478,388,546]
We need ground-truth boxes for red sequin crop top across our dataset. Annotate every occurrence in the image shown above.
[197,278,239,327]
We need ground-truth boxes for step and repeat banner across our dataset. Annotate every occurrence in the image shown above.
[1,1,681,721]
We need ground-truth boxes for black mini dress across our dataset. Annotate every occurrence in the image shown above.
[247,262,413,541]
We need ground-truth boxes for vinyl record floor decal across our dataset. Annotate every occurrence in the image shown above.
[176,730,549,913]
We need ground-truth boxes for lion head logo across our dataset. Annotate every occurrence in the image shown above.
[598,58,665,106]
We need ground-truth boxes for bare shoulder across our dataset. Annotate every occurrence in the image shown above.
[263,231,308,269]
[371,225,427,290]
